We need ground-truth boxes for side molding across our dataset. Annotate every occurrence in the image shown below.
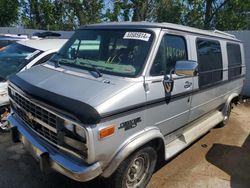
[101,127,165,177]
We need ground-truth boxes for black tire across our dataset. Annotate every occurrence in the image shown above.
[108,146,157,188]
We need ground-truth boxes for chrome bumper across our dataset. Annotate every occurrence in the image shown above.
[8,115,102,182]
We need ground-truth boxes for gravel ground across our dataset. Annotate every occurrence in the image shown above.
[0,103,249,188]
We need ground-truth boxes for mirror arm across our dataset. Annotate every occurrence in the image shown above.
[169,68,175,80]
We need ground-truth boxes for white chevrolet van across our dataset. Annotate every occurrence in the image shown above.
[7,22,245,188]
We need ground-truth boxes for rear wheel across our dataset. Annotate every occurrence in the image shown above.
[108,146,157,188]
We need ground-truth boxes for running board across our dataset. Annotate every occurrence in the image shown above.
[165,111,224,159]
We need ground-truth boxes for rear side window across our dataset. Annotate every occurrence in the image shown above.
[150,34,188,76]
[196,39,223,87]
[227,43,242,80]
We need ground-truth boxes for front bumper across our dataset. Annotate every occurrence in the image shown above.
[8,114,102,182]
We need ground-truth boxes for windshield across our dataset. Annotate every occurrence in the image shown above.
[50,29,154,77]
[0,43,42,80]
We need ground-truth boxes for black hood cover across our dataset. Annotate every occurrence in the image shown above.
[9,74,101,124]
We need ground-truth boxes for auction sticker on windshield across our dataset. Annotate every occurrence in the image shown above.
[123,32,151,41]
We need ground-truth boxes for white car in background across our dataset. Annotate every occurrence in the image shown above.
[0,34,28,49]
[0,39,67,129]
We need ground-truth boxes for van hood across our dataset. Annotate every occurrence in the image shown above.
[9,64,135,124]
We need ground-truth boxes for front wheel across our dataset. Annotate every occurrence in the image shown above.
[108,146,157,188]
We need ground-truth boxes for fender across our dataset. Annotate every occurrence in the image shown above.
[222,92,239,116]
[101,127,165,178]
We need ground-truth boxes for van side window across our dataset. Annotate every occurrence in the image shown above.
[196,39,223,87]
[150,35,187,76]
[227,43,242,80]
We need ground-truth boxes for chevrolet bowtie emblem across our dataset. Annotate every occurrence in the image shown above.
[26,112,34,121]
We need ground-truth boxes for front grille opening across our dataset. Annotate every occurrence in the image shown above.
[9,87,88,159]
[8,87,88,159]
[11,100,58,145]
[11,91,57,129]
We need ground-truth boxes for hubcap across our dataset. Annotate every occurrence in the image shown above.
[126,153,150,187]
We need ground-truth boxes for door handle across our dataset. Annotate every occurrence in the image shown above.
[184,81,192,89]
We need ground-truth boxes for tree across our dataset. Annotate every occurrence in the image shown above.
[131,0,156,21]
[63,0,103,28]
[156,0,186,24]
[20,0,65,30]
[0,0,19,26]
[104,0,156,22]
[214,0,250,30]
[104,0,133,22]
[178,0,248,30]
[20,0,103,30]
[16,0,250,31]
[181,0,205,29]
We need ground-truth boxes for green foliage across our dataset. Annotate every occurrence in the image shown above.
[0,0,19,26]
[20,0,66,30]
[182,0,205,28]
[63,0,103,27]
[20,0,103,30]
[214,0,250,30]
[0,0,249,31]
[155,0,250,30]
[130,0,156,21]
[156,0,186,24]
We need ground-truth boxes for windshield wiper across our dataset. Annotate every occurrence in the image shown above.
[76,58,103,78]
[89,65,103,78]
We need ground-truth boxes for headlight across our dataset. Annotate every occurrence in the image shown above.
[64,120,88,158]
[64,120,86,142]
[75,125,86,138]
[0,90,7,97]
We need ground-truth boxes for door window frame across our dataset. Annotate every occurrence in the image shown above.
[148,32,189,77]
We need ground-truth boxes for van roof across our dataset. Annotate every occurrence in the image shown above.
[80,22,241,42]
[17,38,67,51]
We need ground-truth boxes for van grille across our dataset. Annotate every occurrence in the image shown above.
[9,87,60,144]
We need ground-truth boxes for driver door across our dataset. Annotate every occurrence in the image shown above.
[145,32,193,138]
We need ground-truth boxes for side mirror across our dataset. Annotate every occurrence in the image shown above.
[175,60,198,77]
[163,60,198,94]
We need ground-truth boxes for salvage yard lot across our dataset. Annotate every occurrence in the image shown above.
[0,104,249,188]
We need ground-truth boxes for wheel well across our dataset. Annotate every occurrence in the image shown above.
[147,138,165,163]
[231,96,239,105]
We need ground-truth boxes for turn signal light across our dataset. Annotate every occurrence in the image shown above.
[99,126,115,139]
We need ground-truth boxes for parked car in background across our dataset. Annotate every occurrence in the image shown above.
[0,39,67,129]
[7,22,245,188]
[0,34,28,49]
